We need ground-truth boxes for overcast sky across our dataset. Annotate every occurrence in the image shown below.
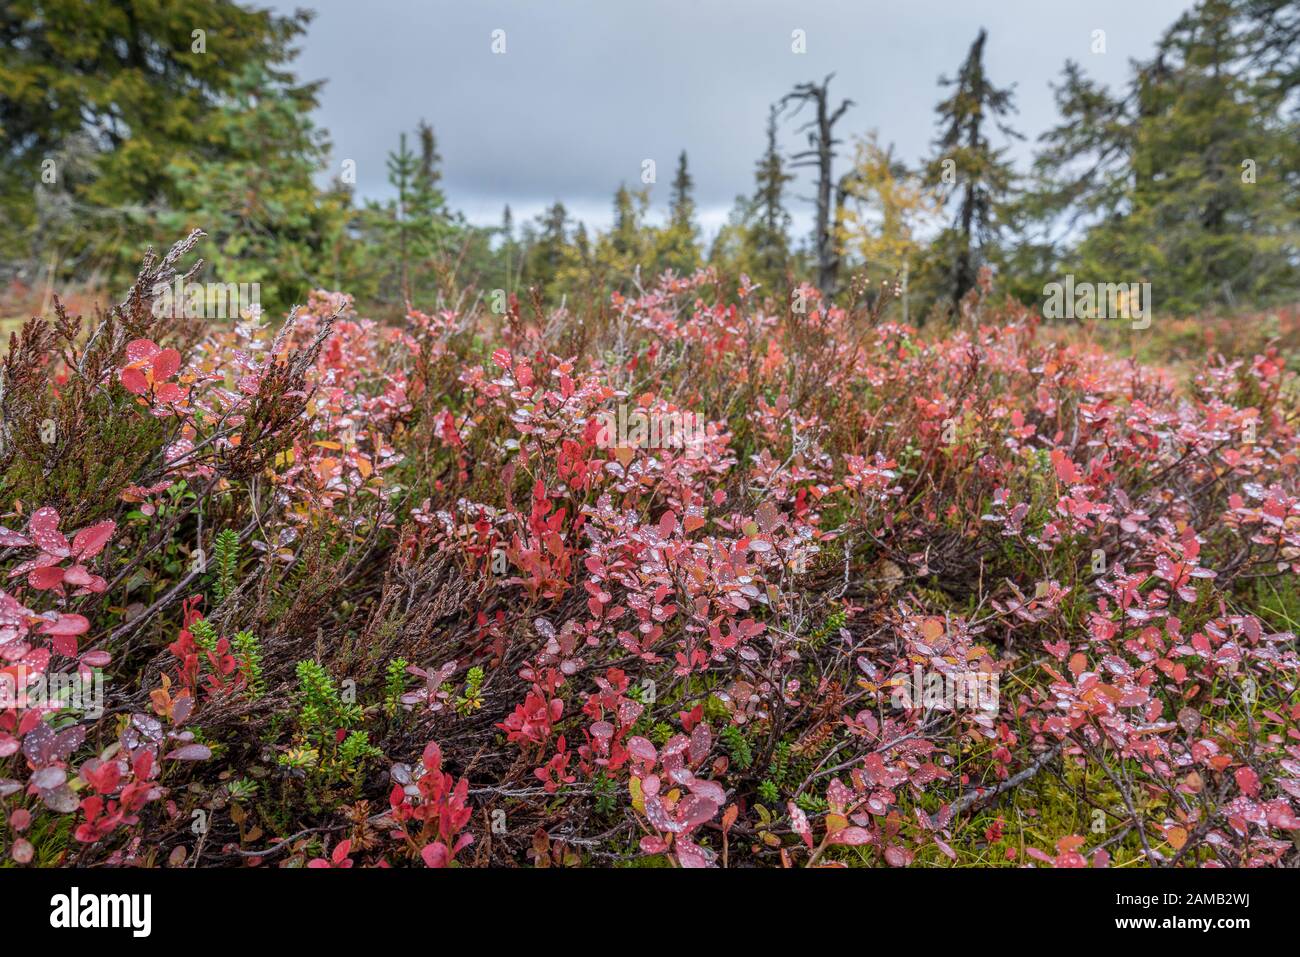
[266,0,1193,242]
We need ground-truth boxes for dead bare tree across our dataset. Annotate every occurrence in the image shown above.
[781,74,854,300]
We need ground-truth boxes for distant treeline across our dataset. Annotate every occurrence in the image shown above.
[1,0,1296,319]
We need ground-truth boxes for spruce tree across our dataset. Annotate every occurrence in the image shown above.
[1111,0,1296,309]
[158,62,350,314]
[924,29,1021,309]
[524,202,580,301]
[0,0,315,286]
[656,151,701,274]
[1029,0,1299,313]
[745,106,794,288]
[362,125,456,306]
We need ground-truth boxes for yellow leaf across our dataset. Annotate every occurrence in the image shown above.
[629,776,645,814]
[149,687,171,718]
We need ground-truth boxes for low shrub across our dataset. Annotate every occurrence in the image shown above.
[1,238,1297,867]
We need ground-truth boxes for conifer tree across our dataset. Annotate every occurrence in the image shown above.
[524,202,581,301]
[744,106,794,287]
[655,151,701,274]
[597,184,652,279]
[0,0,317,286]
[924,29,1021,309]
[158,62,350,314]
[362,124,456,305]
[1029,0,1298,313]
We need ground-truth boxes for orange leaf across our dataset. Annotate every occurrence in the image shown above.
[920,618,944,642]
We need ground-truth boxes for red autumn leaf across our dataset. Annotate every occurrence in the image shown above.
[120,364,150,395]
[125,339,159,363]
[151,347,182,380]
[153,382,184,403]
[28,565,65,590]
[421,842,450,868]
[1235,766,1261,798]
[38,614,90,636]
[28,507,69,557]
[72,521,116,559]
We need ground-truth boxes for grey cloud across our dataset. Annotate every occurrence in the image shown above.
[270,0,1191,238]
